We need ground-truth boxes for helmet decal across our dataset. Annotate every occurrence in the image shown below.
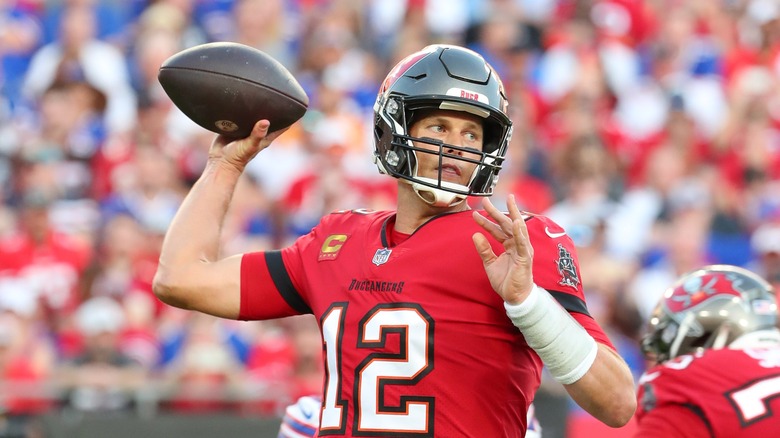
[665,272,742,314]
[379,47,436,96]
[445,87,490,104]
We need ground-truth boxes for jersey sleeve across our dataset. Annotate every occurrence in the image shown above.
[239,216,335,320]
[238,250,310,320]
[240,211,355,320]
[572,312,615,350]
[525,215,584,300]
[523,214,617,349]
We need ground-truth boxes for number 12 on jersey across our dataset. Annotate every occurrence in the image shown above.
[319,302,435,436]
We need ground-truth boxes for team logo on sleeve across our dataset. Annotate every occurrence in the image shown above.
[556,244,580,288]
[319,234,349,261]
[372,248,392,266]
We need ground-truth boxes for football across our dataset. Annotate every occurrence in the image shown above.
[158,42,309,139]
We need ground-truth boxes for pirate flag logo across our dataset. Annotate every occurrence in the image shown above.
[556,244,580,288]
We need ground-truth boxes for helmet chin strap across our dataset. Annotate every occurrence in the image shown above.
[408,177,468,207]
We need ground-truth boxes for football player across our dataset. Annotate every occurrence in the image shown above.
[154,44,635,437]
[636,265,780,437]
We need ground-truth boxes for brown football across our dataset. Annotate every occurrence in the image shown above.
[158,42,308,138]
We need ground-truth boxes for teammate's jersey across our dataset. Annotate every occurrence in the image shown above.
[241,209,612,437]
[635,347,780,437]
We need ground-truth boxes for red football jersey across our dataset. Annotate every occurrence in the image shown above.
[241,209,613,437]
[635,347,780,437]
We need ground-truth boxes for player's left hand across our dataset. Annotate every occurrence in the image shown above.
[471,195,534,305]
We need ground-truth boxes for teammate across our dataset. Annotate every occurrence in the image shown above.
[636,265,780,437]
[153,44,635,437]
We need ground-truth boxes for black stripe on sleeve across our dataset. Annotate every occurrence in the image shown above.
[549,290,592,318]
[264,251,312,314]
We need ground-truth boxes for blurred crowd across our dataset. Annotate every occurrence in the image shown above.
[2,0,780,436]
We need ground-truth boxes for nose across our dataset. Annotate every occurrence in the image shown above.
[443,133,464,155]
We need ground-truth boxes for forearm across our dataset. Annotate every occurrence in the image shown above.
[154,160,243,313]
[564,343,637,427]
[154,122,284,318]
[164,161,240,263]
[504,285,636,426]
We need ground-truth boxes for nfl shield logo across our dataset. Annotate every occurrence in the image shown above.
[372,248,392,266]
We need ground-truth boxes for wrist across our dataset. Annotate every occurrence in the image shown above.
[503,284,540,310]
[504,284,598,384]
[205,158,245,178]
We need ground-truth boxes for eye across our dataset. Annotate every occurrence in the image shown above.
[464,130,484,144]
[428,124,444,133]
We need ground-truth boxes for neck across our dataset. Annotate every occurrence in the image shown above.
[394,183,469,234]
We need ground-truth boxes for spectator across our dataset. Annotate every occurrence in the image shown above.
[40,0,133,47]
[85,213,145,299]
[229,0,298,70]
[160,312,246,413]
[100,143,185,234]
[23,3,137,135]
[0,191,92,317]
[749,219,780,291]
[280,117,394,237]
[56,296,146,414]
[0,0,42,112]
[0,284,56,418]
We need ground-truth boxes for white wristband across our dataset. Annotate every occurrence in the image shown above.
[505,284,598,384]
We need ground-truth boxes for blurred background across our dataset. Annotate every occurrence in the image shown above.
[2,0,780,437]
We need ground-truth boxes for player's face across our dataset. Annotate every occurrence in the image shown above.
[409,109,484,186]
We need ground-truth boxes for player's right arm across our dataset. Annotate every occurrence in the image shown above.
[153,120,286,319]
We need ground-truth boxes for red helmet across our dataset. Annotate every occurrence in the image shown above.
[641,265,777,363]
[373,45,512,206]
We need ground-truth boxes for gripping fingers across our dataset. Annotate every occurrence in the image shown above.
[251,120,271,139]
[242,120,292,160]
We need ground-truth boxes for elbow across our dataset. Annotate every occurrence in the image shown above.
[603,388,638,428]
[152,268,187,309]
